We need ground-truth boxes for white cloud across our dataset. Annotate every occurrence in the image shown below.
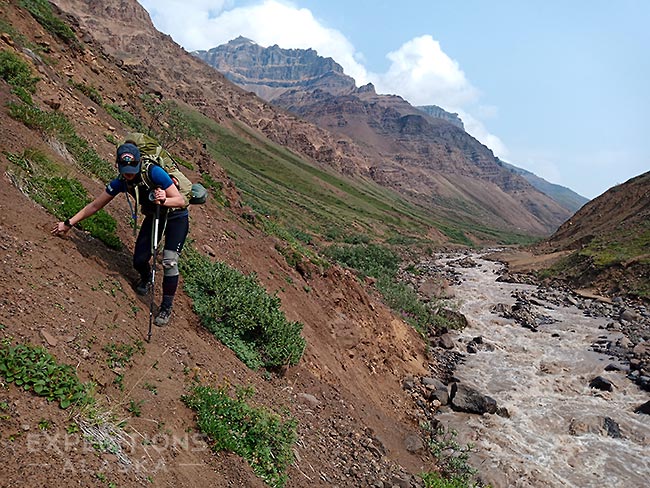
[373,35,479,108]
[140,0,371,84]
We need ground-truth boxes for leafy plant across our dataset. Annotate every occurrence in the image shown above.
[183,384,297,488]
[0,49,39,104]
[422,422,477,484]
[127,399,143,417]
[7,104,115,182]
[420,472,472,488]
[0,340,95,409]
[180,246,306,370]
[5,149,121,249]
[103,340,145,369]
[68,79,102,105]
[324,243,399,279]
[105,104,147,133]
[141,95,200,149]
[201,173,229,207]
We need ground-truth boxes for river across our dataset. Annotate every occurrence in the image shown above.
[435,254,650,488]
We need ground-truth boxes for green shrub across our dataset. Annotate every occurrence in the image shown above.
[423,423,477,484]
[6,149,121,249]
[179,247,306,370]
[68,79,102,105]
[324,243,400,279]
[19,0,78,45]
[0,49,39,104]
[325,243,454,334]
[183,384,296,488]
[420,472,471,488]
[105,104,147,132]
[0,340,95,409]
[8,103,114,182]
[201,173,229,207]
[377,277,444,334]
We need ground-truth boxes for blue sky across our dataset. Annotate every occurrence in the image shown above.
[138,0,649,199]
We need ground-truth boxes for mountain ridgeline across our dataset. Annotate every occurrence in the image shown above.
[194,38,588,236]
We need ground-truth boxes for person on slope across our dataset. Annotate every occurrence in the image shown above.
[51,143,189,326]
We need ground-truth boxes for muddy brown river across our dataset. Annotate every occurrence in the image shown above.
[436,254,649,488]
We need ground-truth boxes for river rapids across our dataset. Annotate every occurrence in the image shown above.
[435,254,649,488]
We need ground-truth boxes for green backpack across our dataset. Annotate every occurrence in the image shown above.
[122,132,207,206]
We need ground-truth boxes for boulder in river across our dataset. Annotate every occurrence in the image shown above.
[634,400,650,415]
[589,376,615,392]
[449,382,498,414]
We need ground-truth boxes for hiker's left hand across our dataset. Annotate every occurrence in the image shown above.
[152,188,167,205]
[51,221,71,236]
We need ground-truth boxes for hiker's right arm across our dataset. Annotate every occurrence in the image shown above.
[51,191,114,236]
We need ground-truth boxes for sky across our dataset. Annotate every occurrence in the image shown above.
[137,0,649,199]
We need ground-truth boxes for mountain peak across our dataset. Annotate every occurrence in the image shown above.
[193,40,357,100]
[228,35,257,47]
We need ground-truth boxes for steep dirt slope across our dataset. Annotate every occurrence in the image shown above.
[0,3,436,487]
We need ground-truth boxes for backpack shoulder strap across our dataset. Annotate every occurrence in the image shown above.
[140,160,156,189]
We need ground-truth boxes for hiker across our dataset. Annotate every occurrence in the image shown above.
[51,142,189,326]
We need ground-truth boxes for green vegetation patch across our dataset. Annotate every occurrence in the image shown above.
[8,103,115,182]
[180,247,306,370]
[68,79,102,105]
[105,104,147,133]
[5,148,120,249]
[19,0,79,45]
[324,243,400,279]
[0,49,39,104]
[183,384,297,488]
[0,339,95,409]
[421,423,478,487]
[578,226,650,267]
[325,243,450,333]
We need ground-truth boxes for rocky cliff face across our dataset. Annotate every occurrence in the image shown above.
[194,36,357,100]
[416,105,464,130]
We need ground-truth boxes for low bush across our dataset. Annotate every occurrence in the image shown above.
[0,340,95,409]
[68,79,103,105]
[179,246,306,370]
[183,384,297,488]
[19,0,78,45]
[423,422,477,485]
[8,103,115,182]
[324,243,399,279]
[0,49,39,104]
[6,149,121,249]
[105,104,147,133]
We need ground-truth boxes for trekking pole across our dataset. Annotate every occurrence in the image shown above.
[147,195,162,342]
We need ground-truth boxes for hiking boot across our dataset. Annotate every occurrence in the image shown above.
[134,278,150,296]
[154,305,172,327]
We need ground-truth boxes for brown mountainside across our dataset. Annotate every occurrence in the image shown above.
[500,172,650,301]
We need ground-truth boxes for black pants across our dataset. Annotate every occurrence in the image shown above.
[133,210,189,284]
